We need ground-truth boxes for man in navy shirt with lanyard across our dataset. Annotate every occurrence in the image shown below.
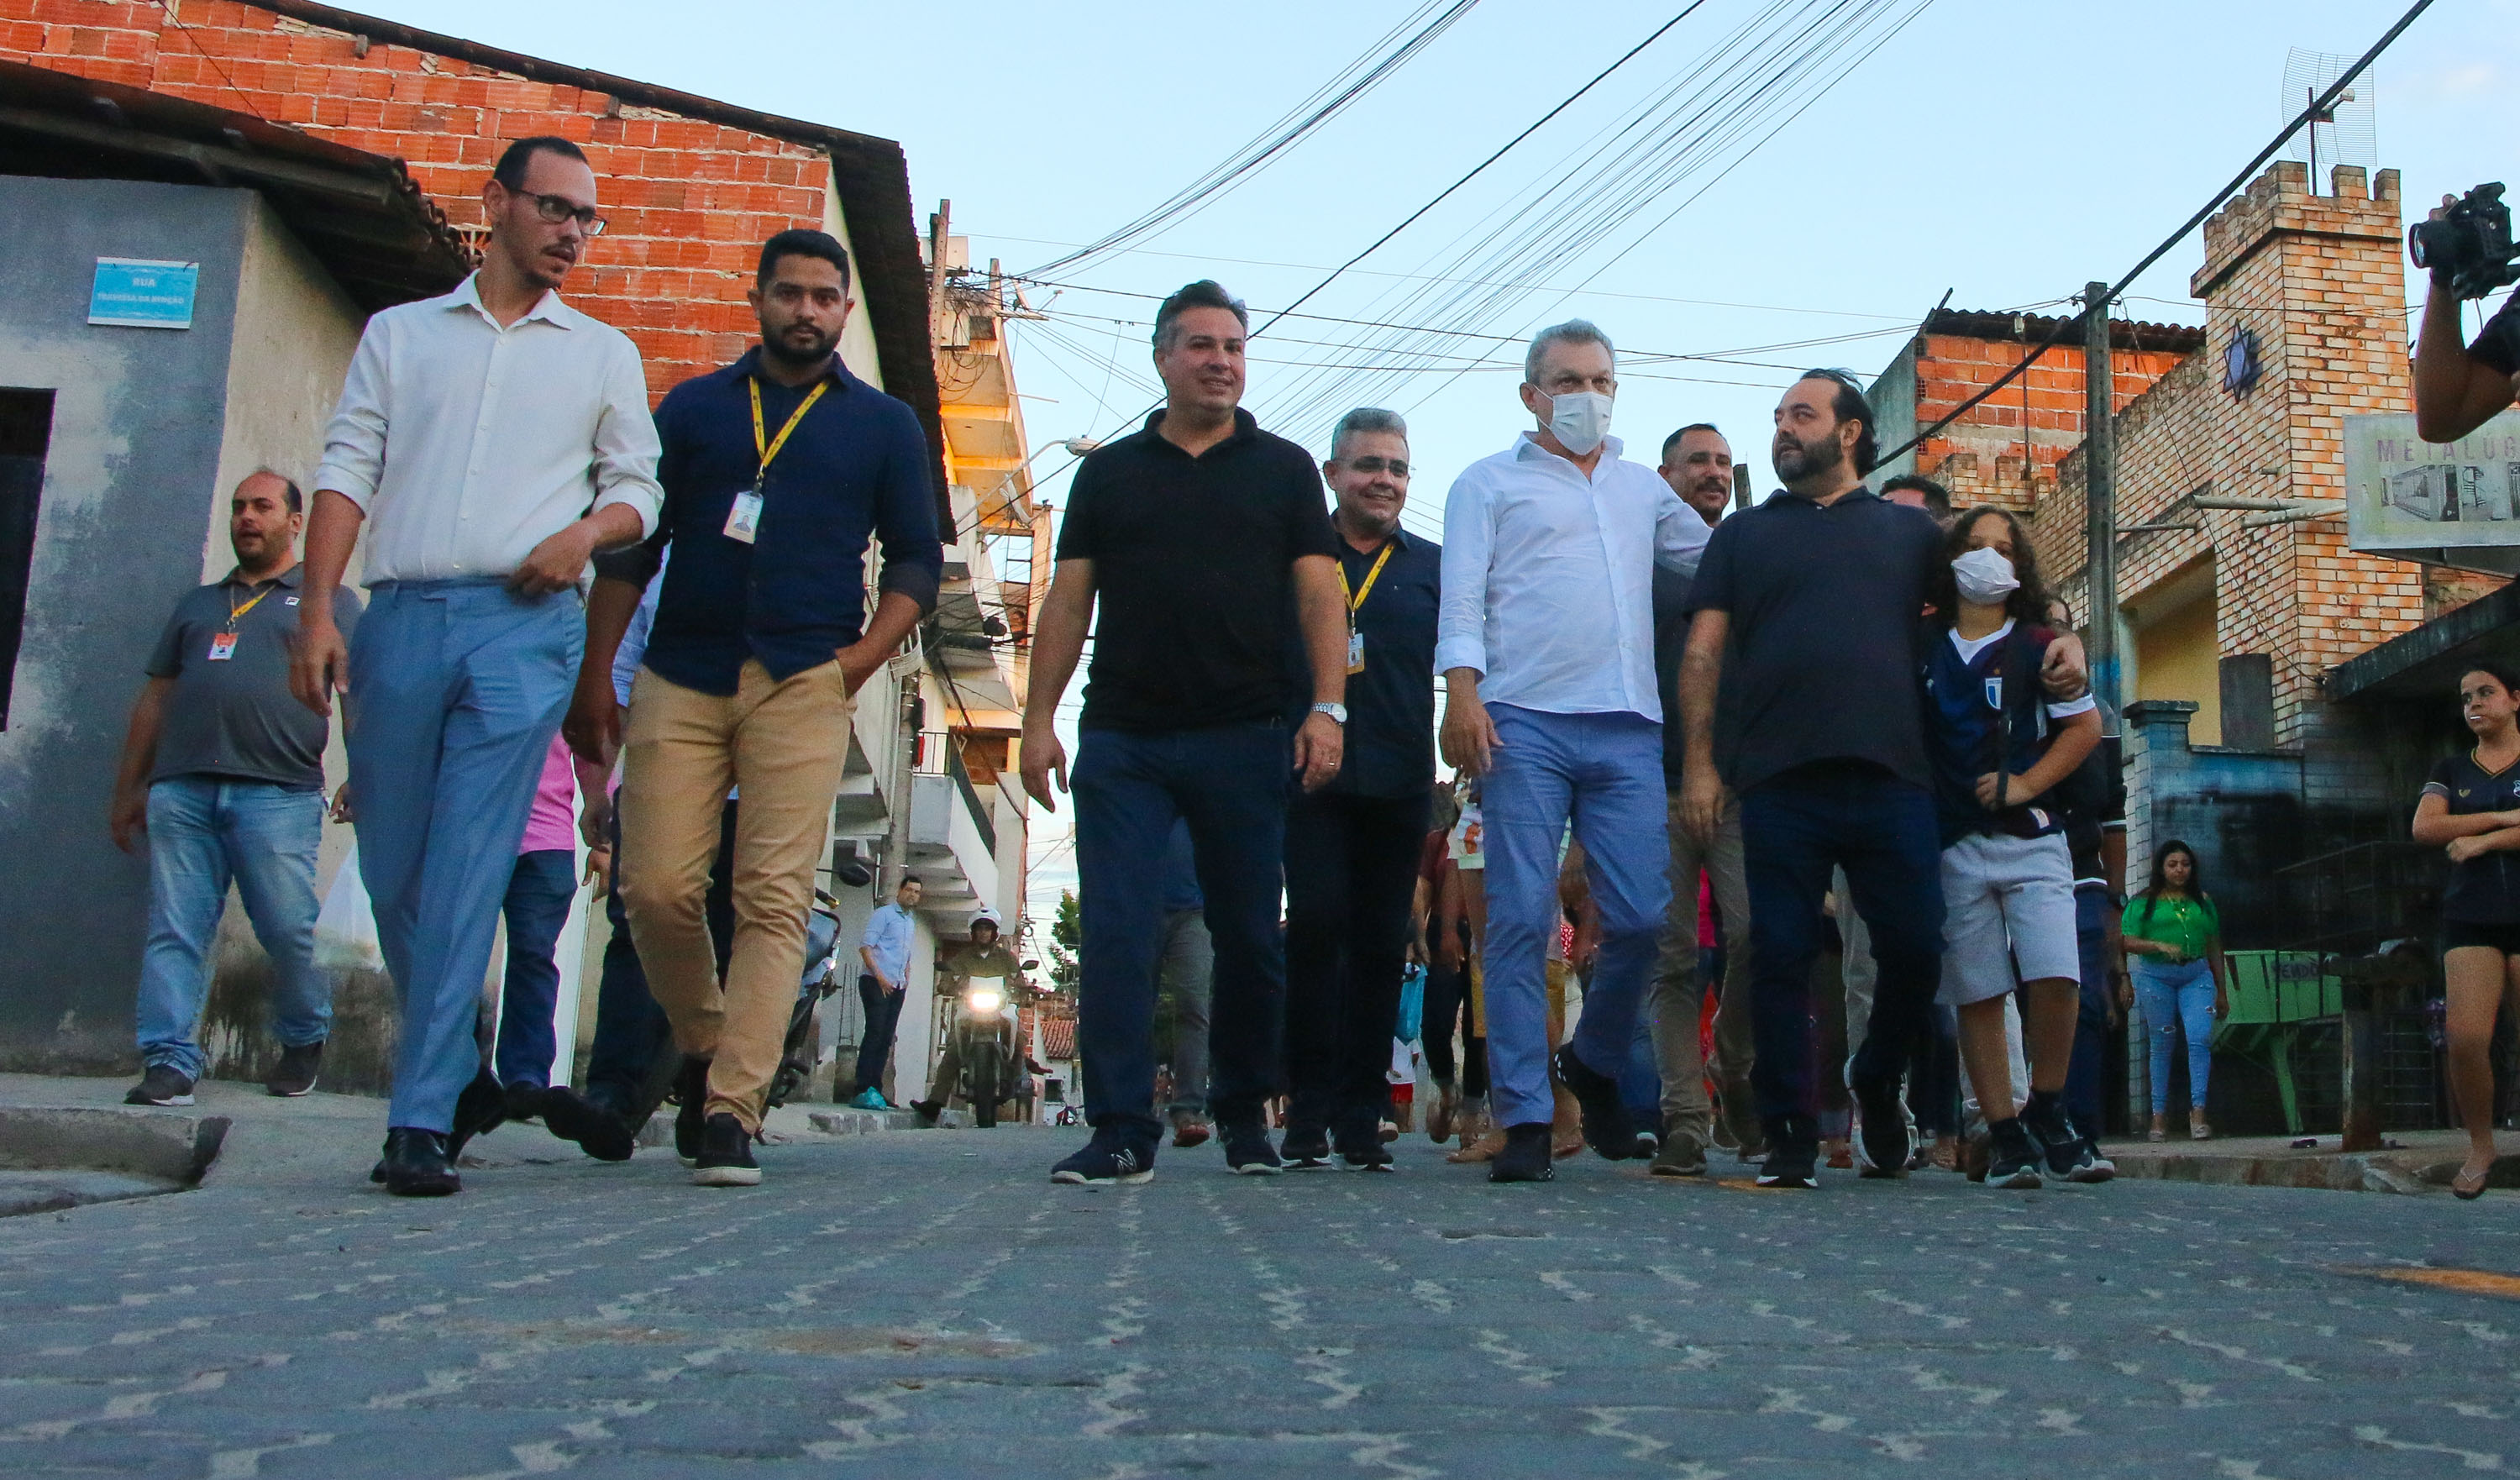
[569,229,942,1188]
[1281,407,1442,1172]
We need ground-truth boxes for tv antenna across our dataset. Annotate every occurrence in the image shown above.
[2281,48,2377,192]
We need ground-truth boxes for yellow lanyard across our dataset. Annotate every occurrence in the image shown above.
[225,582,276,631]
[748,377,830,487]
[1336,541,1396,616]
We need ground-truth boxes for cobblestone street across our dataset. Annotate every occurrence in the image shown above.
[5,1103,2518,1479]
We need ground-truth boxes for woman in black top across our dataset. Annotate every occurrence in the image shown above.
[2410,662,2520,1199]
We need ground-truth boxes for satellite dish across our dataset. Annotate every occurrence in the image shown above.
[2281,48,2377,192]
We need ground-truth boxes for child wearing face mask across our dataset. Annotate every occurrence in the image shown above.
[1921,508,2106,1190]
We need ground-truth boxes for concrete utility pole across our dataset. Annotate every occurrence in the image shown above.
[2082,281,2119,712]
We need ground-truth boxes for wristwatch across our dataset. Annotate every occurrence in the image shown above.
[1312,701,1348,725]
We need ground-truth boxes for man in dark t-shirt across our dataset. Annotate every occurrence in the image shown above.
[110,472,360,1106]
[1020,280,1348,1184]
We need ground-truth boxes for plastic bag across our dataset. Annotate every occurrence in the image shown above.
[312,840,384,974]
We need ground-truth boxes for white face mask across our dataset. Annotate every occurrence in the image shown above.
[1547,391,1614,455]
[1951,546,2020,606]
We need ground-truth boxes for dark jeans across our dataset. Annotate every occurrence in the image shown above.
[1283,789,1430,1141]
[853,977,906,1094]
[1421,954,1488,1097]
[1074,722,1291,1142]
[492,848,580,1089]
[2066,883,2112,1141]
[1912,1002,1963,1136]
[1739,765,1946,1137]
[584,800,736,1120]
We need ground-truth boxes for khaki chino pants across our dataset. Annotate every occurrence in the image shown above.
[1647,790,1757,1151]
[619,659,853,1131]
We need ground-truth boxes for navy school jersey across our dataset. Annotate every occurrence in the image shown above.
[1922,619,2096,844]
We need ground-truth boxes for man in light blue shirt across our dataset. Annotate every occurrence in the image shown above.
[1436,319,1709,1183]
[848,876,923,1109]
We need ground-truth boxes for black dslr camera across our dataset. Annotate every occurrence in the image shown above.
[2410,181,2519,300]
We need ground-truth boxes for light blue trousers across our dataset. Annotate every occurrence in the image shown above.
[1479,705,1672,1128]
[348,580,581,1132]
[134,777,330,1079]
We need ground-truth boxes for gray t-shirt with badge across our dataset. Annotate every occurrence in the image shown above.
[144,566,360,790]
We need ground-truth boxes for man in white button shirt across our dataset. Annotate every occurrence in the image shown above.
[1436,320,1709,1183]
[291,136,664,1197]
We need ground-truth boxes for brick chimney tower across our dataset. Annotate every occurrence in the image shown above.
[2187,160,2419,745]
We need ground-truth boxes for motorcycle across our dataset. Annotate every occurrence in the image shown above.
[765,898,846,1110]
[948,973,1021,1128]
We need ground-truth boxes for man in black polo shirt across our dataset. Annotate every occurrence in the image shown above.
[1679,371,2090,1188]
[112,471,360,1105]
[1280,407,1441,1172]
[2412,191,2520,443]
[1021,279,1349,1184]
[569,229,942,1187]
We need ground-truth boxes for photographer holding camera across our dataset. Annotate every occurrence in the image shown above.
[2413,182,2520,443]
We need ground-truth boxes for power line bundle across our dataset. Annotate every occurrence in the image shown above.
[1019,0,1482,279]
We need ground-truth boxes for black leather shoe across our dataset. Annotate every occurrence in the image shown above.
[444,1068,508,1162]
[378,1127,459,1196]
[502,1080,547,1124]
[1488,1122,1555,1183]
[1553,1045,1637,1160]
[540,1084,636,1162]
[672,1056,711,1167]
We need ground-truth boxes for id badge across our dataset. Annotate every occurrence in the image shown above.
[1346,628,1366,675]
[724,490,764,544]
[207,631,239,662]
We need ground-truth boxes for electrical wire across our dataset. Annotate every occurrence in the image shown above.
[1873,0,2439,470]
[1021,0,1483,277]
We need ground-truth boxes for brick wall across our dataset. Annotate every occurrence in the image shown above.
[1911,327,2191,513]
[2048,162,2429,750]
[4,0,837,399]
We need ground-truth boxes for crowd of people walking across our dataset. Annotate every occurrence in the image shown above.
[103,135,2517,1199]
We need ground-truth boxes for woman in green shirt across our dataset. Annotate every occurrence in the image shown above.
[2121,840,2227,1141]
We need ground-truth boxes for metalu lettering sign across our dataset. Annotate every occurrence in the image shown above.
[2344,410,2520,575]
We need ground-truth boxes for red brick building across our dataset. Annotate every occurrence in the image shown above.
[1872,309,2202,512]
[2,0,946,485]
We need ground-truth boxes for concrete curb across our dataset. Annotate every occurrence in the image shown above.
[0,1105,230,1183]
[2111,1145,2518,1196]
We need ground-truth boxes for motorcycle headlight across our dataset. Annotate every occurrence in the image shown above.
[965,988,1003,1014]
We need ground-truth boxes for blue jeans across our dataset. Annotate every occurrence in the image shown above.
[491,848,578,1089]
[1737,765,1945,1135]
[2133,958,2216,1116]
[2065,884,2113,1138]
[1073,722,1290,1141]
[349,580,582,1134]
[134,777,330,1079]
[1481,706,1670,1129]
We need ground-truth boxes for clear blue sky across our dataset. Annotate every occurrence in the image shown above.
[368,0,2517,923]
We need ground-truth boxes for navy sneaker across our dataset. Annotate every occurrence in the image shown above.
[1553,1045,1638,1160]
[1985,1118,2044,1189]
[1849,1070,1911,1180]
[2023,1095,2113,1183]
[125,1063,195,1106]
[1756,1117,1821,1189]
[1221,1120,1284,1175]
[265,1041,323,1098]
[1280,1126,1333,1171]
[1487,1122,1554,1183]
[691,1113,761,1187]
[541,1084,637,1162]
[1052,1133,1156,1186]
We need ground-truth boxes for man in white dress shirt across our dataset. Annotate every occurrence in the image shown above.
[1436,320,1710,1183]
[291,136,663,1196]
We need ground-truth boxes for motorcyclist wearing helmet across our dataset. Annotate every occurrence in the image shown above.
[910,914,1026,1124]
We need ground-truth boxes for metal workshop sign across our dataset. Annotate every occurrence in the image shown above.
[2345,409,2520,576]
[87,258,199,329]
